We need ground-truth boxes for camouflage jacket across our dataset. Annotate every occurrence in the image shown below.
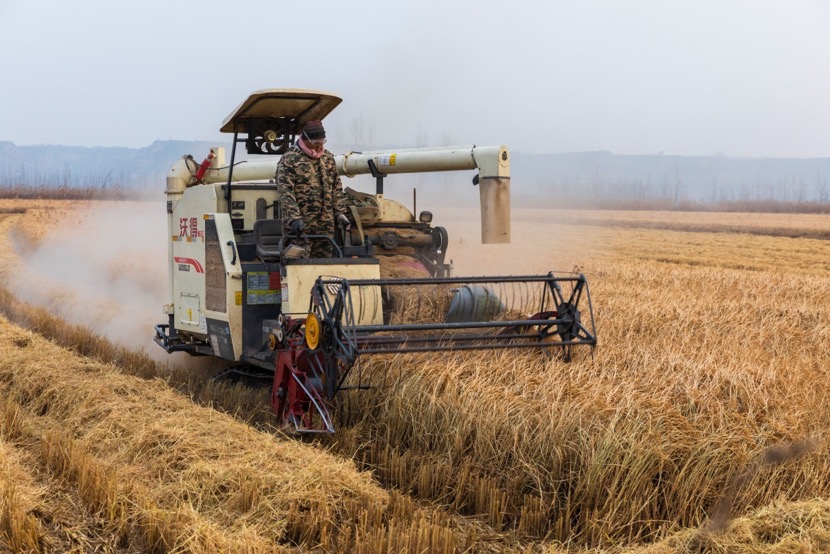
[276,144,346,232]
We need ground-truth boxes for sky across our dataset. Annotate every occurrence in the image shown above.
[1,0,829,158]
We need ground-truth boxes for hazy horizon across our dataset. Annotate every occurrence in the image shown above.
[2,1,829,158]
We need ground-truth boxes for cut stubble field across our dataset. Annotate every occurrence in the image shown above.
[2,200,830,553]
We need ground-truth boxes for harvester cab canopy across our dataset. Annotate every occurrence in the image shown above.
[220,89,342,155]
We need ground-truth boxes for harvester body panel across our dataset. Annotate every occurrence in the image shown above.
[169,184,216,340]
[282,259,383,325]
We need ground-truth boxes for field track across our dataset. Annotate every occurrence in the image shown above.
[3,200,830,552]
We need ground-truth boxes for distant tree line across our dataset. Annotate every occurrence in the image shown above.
[0,165,154,188]
[4,140,830,212]
[0,166,150,200]
[0,165,155,200]
[0,182,146,201]
[511,171,830,213]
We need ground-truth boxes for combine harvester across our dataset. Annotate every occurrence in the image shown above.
[155,89,596,433]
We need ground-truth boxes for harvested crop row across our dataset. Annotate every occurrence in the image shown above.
[0,316,513,553]
[0,425,43,552]
[516,208,830,235]
[2,400,145,553]
[0,317,380,551]
[637,498,830,553]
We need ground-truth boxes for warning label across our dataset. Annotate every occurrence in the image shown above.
[246,272,280,304]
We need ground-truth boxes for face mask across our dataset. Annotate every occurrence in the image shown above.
[298,135,324,159]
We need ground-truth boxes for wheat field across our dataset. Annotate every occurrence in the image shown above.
[2,200,830,552]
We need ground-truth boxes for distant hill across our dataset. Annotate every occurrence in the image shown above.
[2,141,829,206]
[0,140,229,192]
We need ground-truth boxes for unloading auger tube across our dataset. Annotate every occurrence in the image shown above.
[268,271,596,433]
[166,144,511,244]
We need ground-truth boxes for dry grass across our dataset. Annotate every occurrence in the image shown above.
[3,200,830,551]
[324,208,830,549]
[377,255,454,324]
[0,200,519,552]
[0,316,517,552]
[638,498,830,553]
[522,208,830,240]
[0,199,75,257]
[0,430,44,553]
[534,208,830,231]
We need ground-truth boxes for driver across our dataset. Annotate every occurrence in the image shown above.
[276,119,350,258]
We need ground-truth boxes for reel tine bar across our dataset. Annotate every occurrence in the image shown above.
[313,273,596,356]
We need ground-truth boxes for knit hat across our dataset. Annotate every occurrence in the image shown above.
[302,120,326,141]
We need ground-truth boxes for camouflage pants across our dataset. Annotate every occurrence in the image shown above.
[293,237,334,259]
[282,210,341,258]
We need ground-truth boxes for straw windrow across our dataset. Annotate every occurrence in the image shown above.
[0,317,515,552]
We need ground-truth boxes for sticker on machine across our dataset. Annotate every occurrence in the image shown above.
[206,318,234,360]
[174,256,204,273]
[376,154,397,166]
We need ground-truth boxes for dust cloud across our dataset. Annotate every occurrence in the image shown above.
[9,201,172,359]
[5,199,604,365]
[431,206,606,277]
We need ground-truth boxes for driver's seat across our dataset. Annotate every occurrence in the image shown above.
[253,219,283,260]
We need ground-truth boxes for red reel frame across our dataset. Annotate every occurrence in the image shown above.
[270,317,335,433]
